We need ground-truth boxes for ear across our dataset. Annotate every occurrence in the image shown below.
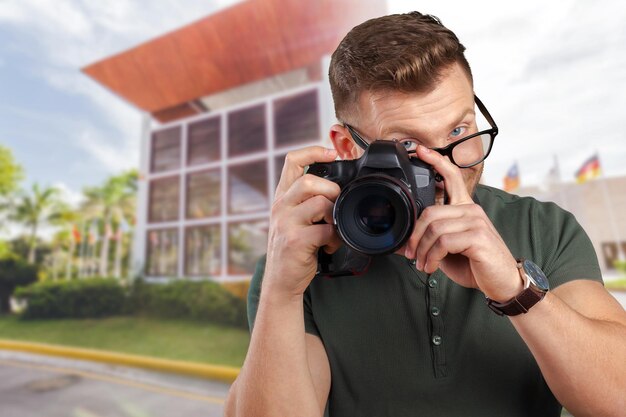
[329,124,363,160]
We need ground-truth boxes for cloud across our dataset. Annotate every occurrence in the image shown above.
[389,0,626,188]
[75,127,139,174]
[0,0,242,178]
[53,181,85,208]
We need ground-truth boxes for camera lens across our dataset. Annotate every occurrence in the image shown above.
[334,174,417,255]
[356,195,395,234]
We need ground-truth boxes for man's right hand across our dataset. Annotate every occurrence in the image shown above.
[263,146,342,301]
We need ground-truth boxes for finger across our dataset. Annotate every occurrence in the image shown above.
[414,217,479,271]
[404,205,466,257]
[292,194,335,226]
[305,223,340,252]
[279,174,341,208]
[275,146,337,200]
[423,230,475,274]
[415,144,473,205]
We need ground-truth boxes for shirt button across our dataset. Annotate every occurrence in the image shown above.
[432,335,442,346]
[428,278,438,288]
[431,306,440,316]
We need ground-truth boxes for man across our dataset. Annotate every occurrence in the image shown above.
[224,12,626,417]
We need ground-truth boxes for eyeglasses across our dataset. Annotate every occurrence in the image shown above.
[345,95,499,168]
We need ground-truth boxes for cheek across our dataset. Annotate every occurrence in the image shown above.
[462,164,483,188]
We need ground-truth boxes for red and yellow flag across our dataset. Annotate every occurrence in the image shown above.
[575,154,601,184]
[72,224,81,243]
[503,163,520,192]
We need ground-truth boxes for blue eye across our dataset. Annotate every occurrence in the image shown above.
[451,127,466,137]
[401,140,419,151]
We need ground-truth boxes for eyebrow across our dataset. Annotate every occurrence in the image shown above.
[382,107,476,139]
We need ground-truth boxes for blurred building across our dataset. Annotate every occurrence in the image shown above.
[515,176,626,277]
[83,0,386,281]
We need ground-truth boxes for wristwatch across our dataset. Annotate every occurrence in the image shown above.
[486,259,550,316]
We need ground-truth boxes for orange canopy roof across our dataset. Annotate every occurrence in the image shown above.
[82,0,386,121]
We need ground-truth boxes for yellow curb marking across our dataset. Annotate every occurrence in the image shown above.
[0,339,240,383]
[0,359,225,405]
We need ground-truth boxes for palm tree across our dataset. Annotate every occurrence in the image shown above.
[11,183,64,264]
[81,170,137,277]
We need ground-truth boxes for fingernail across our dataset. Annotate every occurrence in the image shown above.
[405,247,411,258]
[419,144,430,153]
[325,148,337,156]
[415,259,421,270]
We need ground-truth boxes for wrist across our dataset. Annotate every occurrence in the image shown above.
[260,280,305,307]
[483,264,525,303]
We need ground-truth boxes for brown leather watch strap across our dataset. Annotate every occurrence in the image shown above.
[486,286,544,316]
[485,259,548,316]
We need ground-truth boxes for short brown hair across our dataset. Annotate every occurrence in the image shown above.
[329,12,472,122]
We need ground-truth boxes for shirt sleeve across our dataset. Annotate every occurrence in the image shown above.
[532,200,603,288]
[247,254,321,337]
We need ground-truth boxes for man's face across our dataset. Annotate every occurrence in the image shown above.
[335,62,483,205]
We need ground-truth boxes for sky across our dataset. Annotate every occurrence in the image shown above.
[1,0,625,210]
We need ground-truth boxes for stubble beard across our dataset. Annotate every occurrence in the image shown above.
[434,164,484,206]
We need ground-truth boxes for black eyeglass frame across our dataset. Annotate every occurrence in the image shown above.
[344,95,499,168]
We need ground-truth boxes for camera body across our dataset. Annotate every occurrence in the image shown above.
[308,140,436,261]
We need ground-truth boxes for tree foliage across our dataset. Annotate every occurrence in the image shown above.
[0,145,23,198]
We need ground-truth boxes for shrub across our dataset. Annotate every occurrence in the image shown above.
[222,280,251,300]
[15,278,125,319]
[0,256,38,314]
[129,279,247,328]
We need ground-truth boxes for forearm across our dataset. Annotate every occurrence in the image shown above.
[226,282,321,417]
[511,292,626,416]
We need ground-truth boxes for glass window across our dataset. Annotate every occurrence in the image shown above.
[145,228,179,276]
[188,117,221,166]
[228,104,266,157]
[187,169,221,219]
[151,127,181,173]
[275,154,287,188]
[274,90,319,148]
[149,176,180,222]
[228,160,269,214]
[228,220,269,275]
[185,224,221,277]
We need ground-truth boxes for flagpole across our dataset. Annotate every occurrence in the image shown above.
[596,151,624,261]
[78,222,88,278]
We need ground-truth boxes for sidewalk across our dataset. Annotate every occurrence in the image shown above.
[0,349,231,417]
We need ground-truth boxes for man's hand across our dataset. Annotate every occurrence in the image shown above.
[403,145,522,302]
[263,146,342,301]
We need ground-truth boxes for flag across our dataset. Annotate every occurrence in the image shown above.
[72,224,81,243]
[503,163,520,192]
[575,153,601,184]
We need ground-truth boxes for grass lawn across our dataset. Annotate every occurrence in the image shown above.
[606,278,626,291]
[0,315,250,367]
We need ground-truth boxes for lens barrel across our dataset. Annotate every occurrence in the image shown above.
[334,174,417,255]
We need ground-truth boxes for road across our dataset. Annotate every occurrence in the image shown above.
[0,350,230,417]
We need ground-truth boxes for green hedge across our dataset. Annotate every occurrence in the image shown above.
[15,278,125,319]
[15,278,248,328]
[129,279,247,328]
[0,256,38,314]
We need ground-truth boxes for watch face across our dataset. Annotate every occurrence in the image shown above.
[522,259,550,291]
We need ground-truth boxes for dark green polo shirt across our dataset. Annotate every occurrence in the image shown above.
[247,185,602,417]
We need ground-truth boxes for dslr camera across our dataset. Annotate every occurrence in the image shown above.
[308,140,436,276]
